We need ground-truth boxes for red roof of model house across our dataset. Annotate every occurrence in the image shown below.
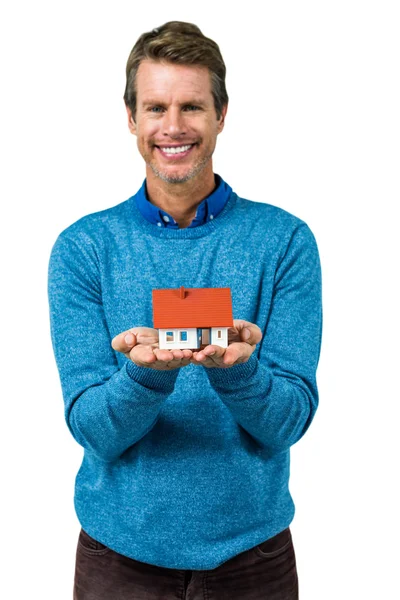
[152,286,233,329]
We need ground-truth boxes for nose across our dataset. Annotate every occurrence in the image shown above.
[162,108,187,138]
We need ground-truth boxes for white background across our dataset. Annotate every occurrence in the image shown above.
[1,1,399,598]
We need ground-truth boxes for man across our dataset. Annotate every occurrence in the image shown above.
[48,21,322,599]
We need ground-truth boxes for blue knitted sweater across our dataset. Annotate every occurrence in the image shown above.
[48,181,322,570]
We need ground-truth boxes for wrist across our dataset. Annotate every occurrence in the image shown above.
[205,353,259,388]
[126,361,179,391]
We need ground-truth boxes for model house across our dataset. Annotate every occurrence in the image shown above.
[152,286,234,350]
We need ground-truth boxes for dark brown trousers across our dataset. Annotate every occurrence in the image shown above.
[73,526,298,599]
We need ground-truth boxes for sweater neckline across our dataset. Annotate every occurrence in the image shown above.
[135,174,231,229]
[128,187,239,239]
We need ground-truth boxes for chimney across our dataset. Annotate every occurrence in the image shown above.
[179,286,186,299]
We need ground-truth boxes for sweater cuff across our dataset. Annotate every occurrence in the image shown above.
[204,353,259,390]
[125,361,180,392]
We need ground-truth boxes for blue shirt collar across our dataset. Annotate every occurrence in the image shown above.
[134,174,232,229]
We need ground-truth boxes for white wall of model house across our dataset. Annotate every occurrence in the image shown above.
[158,327,229,350]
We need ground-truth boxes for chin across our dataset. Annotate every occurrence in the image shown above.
[155,170,194,184]
[148,162,194,184]
[155,157,211,184]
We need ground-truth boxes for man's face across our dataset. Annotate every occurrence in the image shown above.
[126,60,227,184]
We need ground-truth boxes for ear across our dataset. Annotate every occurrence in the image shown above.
[216,103,228,134]
[125,105,137,135]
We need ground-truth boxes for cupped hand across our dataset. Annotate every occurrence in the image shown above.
[111,327,193,371]
[190,319,262,368]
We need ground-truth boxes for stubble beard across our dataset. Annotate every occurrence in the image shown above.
[148,146,213,184]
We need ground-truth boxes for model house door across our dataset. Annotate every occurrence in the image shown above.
[201,328,211,345]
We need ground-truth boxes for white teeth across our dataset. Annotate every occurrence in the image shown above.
[160,144,193,154]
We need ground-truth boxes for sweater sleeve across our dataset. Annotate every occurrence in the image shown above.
[205,223,323,455]
[48,232,179,463]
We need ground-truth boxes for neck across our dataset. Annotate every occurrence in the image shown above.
[145,167,216,228]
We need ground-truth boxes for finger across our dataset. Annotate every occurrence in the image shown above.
[130,345,157,367]
[194,343,249,368]
[222,342,252,365]
[171,349,194,361]
[153,348,193,363]
[192,345,225,365]
[153,348,176,362]
[190,354,217,368]
[128,327,159,346]
[152,348,193,370]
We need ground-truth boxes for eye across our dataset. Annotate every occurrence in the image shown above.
[149,106,164,113]
[183,105,200,111]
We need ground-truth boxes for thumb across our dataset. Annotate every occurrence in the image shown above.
[111,330,137,354]
[233,320,263,346]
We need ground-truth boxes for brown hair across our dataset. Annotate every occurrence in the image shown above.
[124,21,228,122]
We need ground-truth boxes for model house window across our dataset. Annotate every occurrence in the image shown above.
[166,331,174,342]
[179,331,188,341]
[217,330,222,339]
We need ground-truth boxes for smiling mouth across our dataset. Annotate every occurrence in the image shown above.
[155,144,196,158]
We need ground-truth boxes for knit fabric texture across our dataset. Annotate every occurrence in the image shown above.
[48,179,323,570]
